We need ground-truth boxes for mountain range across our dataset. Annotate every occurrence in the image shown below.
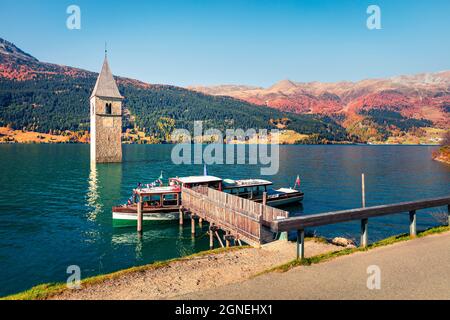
[191,72,449,142]
[190,73,450,125]
[0,37,448,144]
[0,38,351,144]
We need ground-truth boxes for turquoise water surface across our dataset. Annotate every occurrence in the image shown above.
[0,144,449,296]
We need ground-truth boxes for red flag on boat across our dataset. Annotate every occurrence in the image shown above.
[294,175,301,188]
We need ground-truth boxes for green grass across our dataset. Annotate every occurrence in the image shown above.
[305,236,329,244]
[254,225,450,276]
[1,245,249,300]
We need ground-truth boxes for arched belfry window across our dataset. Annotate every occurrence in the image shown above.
[105,103,112,115]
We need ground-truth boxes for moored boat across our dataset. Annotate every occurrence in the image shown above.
[112,175,223,227]
[112,174,303,227]
[112,186,181,227]
[222,178,304,207]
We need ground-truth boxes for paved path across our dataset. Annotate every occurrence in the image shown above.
[179,232,450,300]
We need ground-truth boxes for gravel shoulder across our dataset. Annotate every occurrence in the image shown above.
[51,239,343,300]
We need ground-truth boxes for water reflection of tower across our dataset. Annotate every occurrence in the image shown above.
[86,162,123,223]
[86,162,101,221]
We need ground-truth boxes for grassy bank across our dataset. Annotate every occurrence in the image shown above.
[1,246,248,300]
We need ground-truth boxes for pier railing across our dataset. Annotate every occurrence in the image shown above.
[270,196,450,259]
[182,186,288,246]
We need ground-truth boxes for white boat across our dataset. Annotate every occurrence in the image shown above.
[112,176,223,227]
[222,179,304,207]
[112,175,304,227]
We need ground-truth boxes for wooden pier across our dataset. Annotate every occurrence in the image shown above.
[181,186,289,247]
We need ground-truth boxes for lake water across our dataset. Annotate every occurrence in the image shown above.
[0,144,449,296]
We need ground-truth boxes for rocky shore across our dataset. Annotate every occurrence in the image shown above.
[432,131,450,164]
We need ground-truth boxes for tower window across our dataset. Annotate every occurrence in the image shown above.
[105,103,112,115]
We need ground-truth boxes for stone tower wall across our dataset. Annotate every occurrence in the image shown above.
[91,97,122,163]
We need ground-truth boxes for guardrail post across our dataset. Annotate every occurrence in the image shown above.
[296,229,305,260]
[360,218,368,248]
[409,210,417,237]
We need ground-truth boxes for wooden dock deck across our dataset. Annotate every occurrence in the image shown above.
[181,186,289,247]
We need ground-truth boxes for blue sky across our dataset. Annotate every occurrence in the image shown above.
[1,0,449,87]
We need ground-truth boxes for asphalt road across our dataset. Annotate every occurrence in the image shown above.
[180,232,450,300]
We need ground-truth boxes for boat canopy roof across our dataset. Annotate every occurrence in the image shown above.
[223,178,273,189]
[170,175,223,184]
[134,186,180,196]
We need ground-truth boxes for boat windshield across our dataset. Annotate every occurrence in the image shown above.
[224,184,267,196]
[138,192,179,207]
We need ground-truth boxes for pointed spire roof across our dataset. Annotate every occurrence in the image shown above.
[91,56,123,99]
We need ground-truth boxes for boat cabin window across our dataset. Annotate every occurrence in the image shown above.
[209,181,222,190]
[162,193,178,206]
[224,185,267,196]
[182,182,221,190]
[143,195,162,207]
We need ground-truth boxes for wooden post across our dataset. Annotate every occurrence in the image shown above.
[261,192,267,222]
[361,173,366,208]
[360,175,367,247]
[360,218,368,248]
[262,192,267,206]
[215,230,224,248]
[209,228,214,250]
[448,204,450,227]
[191,214,195,236]
[409,210,417,237]
[296,229,305,260]
[225,232,231,247]
[137,195,143,233]
[179,206,184,225]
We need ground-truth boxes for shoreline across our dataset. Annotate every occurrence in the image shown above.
[434,155,450,165]
[1,127,444,146]
[0,141,443,146]
[4,225,449,300]
[432,146,450,165]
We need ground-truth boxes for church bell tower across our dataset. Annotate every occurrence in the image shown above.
[90,54,123,163]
